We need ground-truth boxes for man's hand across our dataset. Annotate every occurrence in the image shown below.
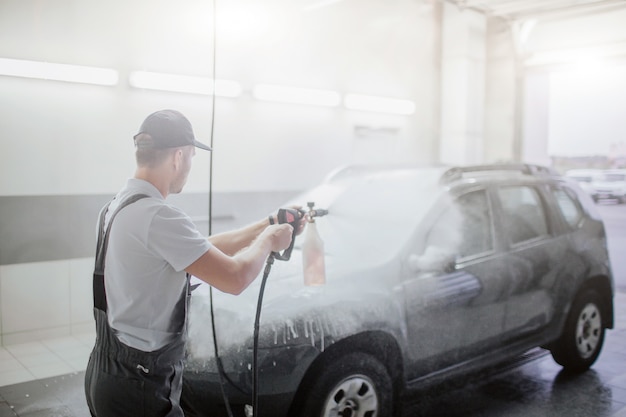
[264,223,294,252]
[269,205,307,236]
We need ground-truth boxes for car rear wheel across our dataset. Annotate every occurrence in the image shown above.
[296,352,393,417]
[550,289,606,373]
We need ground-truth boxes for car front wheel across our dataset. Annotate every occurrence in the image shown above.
[296,352,394,417]
[550,289,606,373]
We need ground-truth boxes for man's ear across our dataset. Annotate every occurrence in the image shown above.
[172,148,184,170]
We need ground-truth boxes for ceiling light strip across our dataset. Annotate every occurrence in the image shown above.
[0,57,118,86]
[128,71,242,97]
[0,58,416,116]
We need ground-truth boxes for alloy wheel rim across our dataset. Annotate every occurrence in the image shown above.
[575,303,602,359]
[322,375,379,417]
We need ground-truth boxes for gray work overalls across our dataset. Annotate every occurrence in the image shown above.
[85,194,191,417]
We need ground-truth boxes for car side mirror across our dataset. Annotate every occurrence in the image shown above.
[408,246,456,273]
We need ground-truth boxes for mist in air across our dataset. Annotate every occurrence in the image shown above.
[185,167,467,366]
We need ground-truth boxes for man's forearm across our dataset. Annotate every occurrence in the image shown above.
[208,217,270,255]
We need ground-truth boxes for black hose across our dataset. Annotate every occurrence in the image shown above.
[252,255,275,416]
[209,289,235,417]
[207,1,236,416]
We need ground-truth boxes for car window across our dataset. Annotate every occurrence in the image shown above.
[497,185,548,244]
[552,187,583,228]
[424,190,494,261]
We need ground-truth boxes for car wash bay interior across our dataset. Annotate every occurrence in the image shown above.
[1,0,626,389]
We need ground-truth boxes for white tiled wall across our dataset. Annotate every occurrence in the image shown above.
[0,258,94,346]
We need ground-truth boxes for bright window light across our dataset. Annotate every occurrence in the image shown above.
[128,71,242,98]
[0,57,118,86]
[253,84,341,107]
[302,0,345,12]
[344,93,416,115]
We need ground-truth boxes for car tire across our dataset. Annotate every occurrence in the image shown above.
[296,352,394,417]
[550,289,606,373]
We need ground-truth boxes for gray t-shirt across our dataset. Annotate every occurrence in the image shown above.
[103,178,212,351]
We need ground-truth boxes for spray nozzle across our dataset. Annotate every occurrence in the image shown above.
[306,202,329,223]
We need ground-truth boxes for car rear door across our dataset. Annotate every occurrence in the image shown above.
[493,183,566,340]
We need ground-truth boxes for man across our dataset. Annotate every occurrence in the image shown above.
[85,109,297,417]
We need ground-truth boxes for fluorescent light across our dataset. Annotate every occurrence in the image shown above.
[344,93,416,115]
[0,57,118,86]
[129,71,242,98]
[253,84,341,107]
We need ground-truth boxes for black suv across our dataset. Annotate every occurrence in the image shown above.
[181,164,614,417]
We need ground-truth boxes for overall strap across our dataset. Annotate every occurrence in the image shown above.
[93,194,149,312]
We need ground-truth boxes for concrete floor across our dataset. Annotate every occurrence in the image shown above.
[0,291,623,417]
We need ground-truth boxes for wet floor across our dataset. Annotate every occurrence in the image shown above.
[0,292,624,417]
[0,371,86,417]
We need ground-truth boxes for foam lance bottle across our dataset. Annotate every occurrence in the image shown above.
[303,202,328,286]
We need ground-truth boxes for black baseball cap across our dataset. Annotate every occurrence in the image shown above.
[133,109,211,151]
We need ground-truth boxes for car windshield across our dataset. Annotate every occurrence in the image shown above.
[290,167,446,264]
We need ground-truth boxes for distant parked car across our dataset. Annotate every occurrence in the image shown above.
[589,169,626,204]
[182,163,615,417]
[565,169,600,196]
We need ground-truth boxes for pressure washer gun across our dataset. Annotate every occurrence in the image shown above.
[271,208,305,261]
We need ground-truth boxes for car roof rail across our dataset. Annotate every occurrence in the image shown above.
[439,163,558,185]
